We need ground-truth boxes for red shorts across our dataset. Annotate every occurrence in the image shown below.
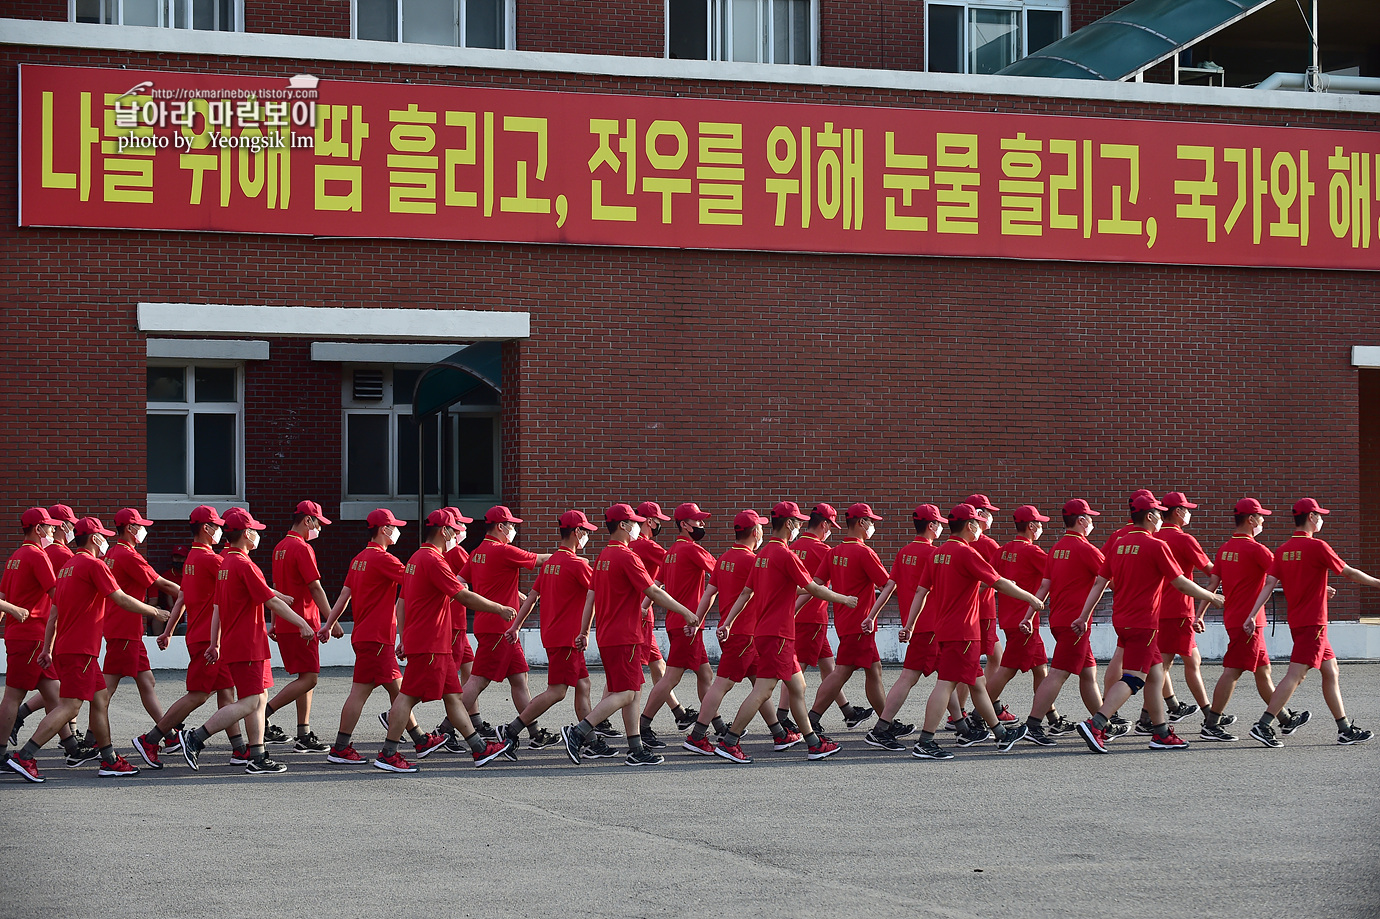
[902,630,940,676]
[835,632,881,669]
[1289,624,1335,670]
[715,632,758,683]
[400,651,462,702]
[665,626,710,671]
[754,636,800,681]
[1000,627,1048,673]
[185,641,234,693]
[4,638,58,691]
[1222,626,1270,672]
[1117,627,1160,673]
[639,617,663,665]
[979,617,999,656]
[227,659,273,697]
[600,643,645,693]
[54,653,104,701]
[793,622,833,668]
[351,641,402,686]
[452,629,475,667]
[275,631,321,675]
[1157,617,1197,657]
[937,640,983,686]
[101,638,151,677]
[1049,626,1096,674]
[545,645,589,687]
[471,632,529,682]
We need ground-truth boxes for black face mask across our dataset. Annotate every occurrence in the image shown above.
[648,522,662,537]
[688,525,706,542]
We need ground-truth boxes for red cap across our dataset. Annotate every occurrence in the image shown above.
[606,503,647,523]
[443,506,475,525]
[635,501,671,521]
[772,501,809,521]
[1127,489,1154,506]
[114,508,155,528]
[295,500,332,525]
[1292,497,1330,516]
[47,504,77,523]
[965,494,999,512]
[1013,505,1050,523]
[949,503,982,522]
[1162,491,1198,509]
[912,504,944,523]
[367,508,407,527]
[812,503,839,525]
[1061,499,1101,517]
[222,508,266,531]
[673,502,711,522]
[171,545,190,559]
[846,502,883,522]
[189,505,226,526]
[74,516,116,537]
[1131,494,1169,512]
[21,507,60,528]
[1234,498,1272,516]
[733,509,768,529]
[484,505,523,524]
[426,508,458,527]
[559,510,599,531]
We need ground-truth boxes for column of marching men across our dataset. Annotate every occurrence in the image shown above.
[2,488,1377,783]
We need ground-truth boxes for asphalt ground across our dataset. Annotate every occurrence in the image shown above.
[2,661,1377,919]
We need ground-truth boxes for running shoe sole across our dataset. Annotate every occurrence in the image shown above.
[5,756,44,783]
[131,737,164,769]
[1076,722,1109,754]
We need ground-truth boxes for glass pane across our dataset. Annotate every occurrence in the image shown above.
[1027,9,1063,55]
[192,413,236,495]
[147,366,186,402]
[147,415,186,494]
[791,0,809,64]
[346,414,390,495]
[772,0,789,63]
[123,0,162,26]
[393,367,422,405]
[927,4,962,72]
[173,0,187,28]
[402,0,456,45]
[732,0,759,62]
[194,366,236,402]
[358,0,398,40]
[451,416,495,495]
[971,7,1019,74]
[193,0,213,28]
[465,0,503,48]
[668,0,708,59]
[76,0,103,23]
[398,414,440,496]
[218,0,234,29]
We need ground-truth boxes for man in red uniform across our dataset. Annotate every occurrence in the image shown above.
[5,517,168,783]
[1151,492,1216,728]
[985,506,1056,728]
[441,507,483,736]
[966,494,1006,688]
[561,504,698,766]
[1247,498,1380,747]
[1097,489,1155,734]
[264,500,338,752]
[1073,494,1224,754]
[628,500,692,737]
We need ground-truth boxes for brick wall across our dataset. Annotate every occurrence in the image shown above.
[246,0,351,38]
[518,0,662,57]
[820,0,924,72]
[1361,369,1380,617]
[5,1,66,21]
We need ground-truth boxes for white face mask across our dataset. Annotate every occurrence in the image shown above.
[862,521,875,539]
[445,535,458,552]
[93,536,108,557]
[386,526,400,546]
[246,530,260,551]
[1312,515,1323,533]
[39,534,54,548]
[1085,520,1095,537]
[209,526,223,545]
[306,527,319,541]
[627,522,641,541]
[1031,524,1043,540]
[133,526,147,545]
[1252,522,1263,537]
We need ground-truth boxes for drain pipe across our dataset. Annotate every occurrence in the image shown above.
[1256,72,1380,92]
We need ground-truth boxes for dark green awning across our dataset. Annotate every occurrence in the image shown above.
[411,341,503,420]
[997,0,1278,81]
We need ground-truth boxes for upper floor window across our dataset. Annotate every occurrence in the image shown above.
[73,0,242,30]
[926,1,1067,74]
[668,0,816,65]
[146,363,244,503]
[354,0,515,49]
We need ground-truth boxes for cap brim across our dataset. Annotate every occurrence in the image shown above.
[578,522,598,531]
[91,527,117,536]
[1257,509,1272,515]
[316,515,333,525]
[453,515,474,524]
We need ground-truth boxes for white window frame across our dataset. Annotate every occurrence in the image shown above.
[923,0,1068,74]
[349,0,517,49]
[665,0,818,66]
[146,360,247,519]
[69,0,244,30]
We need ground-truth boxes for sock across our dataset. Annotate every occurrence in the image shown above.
[1046,708,1061,724]
[334,732,351,750]
[874,718,893,734]
[919,730,935,743]
[768,721,787,741]
[526,720,540,738]
[1139,708,1150,723]
[99,744,115,762]
[19,740,40,759]
[297,724,310,739]
[804,731,820,747]
[957,716,974,733]
[1091,713,1110,730]
[1026,716,1042,731]
[1151,722,1170,739]
[723,730,740,747]
[573,719,594,742]
[840,702,858,718]
[1336,716,1351,731]
[776,707,790,724]
[144,726,165,744]
[1258,712,1277,727]
[381,739,399,757]
[690,721,708,741]
[438,716,455,734]
[1165,694,1178,710]
[406,726,425,744]
[228,733,247,754]
[249,743,265,759]
[1204,709,1221,727]
[711,716,728,734]
[507,717,527,740]
[190,726,211,749]
[59,735,79,754]
[1279,707,1293,723]
[670,704,687,720]
[465,732,485,754]
[628,733,644,753]
[639,714,654,734]
[807,710,823,732]
[264,702,276,717]
[15,702,33,721]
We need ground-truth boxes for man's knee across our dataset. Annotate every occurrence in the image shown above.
[1119,674,1145,695]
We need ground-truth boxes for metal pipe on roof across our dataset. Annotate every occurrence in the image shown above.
[1256,72,1380,92]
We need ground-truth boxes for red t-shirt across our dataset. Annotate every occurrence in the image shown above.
[1268,532,1346,628]
[461,536,538,634]
[592,541,654,646]
[997,537,1049,630]
[103,541,159,642]
[710,545,757,630]
[445,544,470,636]
[1155,525,1214,621]
[751,537,813,641]
[662,536,715,615]
[1,542,57,642]
[1043,532,1105,629]
[533,546,593,648]
[890,538,936,629]
[272,531,323,633]
[974,533,1001,621]
[402,544,463,655]
[1098,529,1184,631]
[216,548,276,663]
[921,538,1001,642]
[790,533,832,625]
[180,544,224,645]
[1100,523,1136,556]
[630,535,667,628]
[344,543,407,646]
[817,538,890,635]
[53,550,119,657]
[1215,534,1274,630]
[45,541,73,572]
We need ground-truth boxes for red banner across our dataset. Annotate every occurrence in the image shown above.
[17,64,1380,271]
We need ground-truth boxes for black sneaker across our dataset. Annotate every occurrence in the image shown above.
[779,715,800,734]
[293,731,328,753]
[889,721,916,738]
[179,729,202,771]
[263,724,291,745]
[1023,723,1057,747]
[1105,720,1131,738]
[625,748,664,766]
[911,739,954,760]
[560,725,583,765]
[1133,719,1154,736]
[995,724,1027,752]
[377,711,391,731]
[1249,722,1283,748]
[844,706,875,729]
[528,727,561,749]
[1167,701,1199,722]
[1046,715,1077,735]
[1338,724,1373,745]
[1108,713,1129,727]
[582,737,619,759]
[594,719,623,738]
[1218,713,1237,726]
[442,730,465,754]
[955,725,991,747]
[477,720,500,742]
[640,729,668,750]
[245,756,288,774]
[7,716,22,747]
[1199,723,1237,742]
[65,745,102,767]
[1280,710,1311,735]
[494,725,521,762]
[675,708,700,732]
[864,728,904,751]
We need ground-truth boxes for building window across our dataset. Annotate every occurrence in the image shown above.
[926,1,1067,74]
[72,0,242,30]
[353,0,515,49]
[146,363,244,502]
[668,0,815,65]
[343,365,501,504]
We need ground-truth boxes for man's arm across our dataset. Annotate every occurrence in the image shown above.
[1172,575,1223,607]
[36,606,60,669]
[993,578,1045,610]
[454,586,517,622]
[110,589,170,624]
[1073,576,1111,634]
[804,581,857,608]
[1342,565,1380,589]
[0,597,30,623]
[319,585,353,641]
[158,594,186,649]
[204,604,222,663]
[1193,574,1223,626]
[864,579,898,631]
[692,584,719,631]
[151,575,182,601]
[899,586,930,641]
[1019,579,1052,633]
[717,587,754,640]
[394,598,407,660]
[644,584,696,627]
[266,595,314,639]
[505,589,540,640]
[575,590,596,651]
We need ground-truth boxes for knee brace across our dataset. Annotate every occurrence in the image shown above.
[1119,674,1145,695]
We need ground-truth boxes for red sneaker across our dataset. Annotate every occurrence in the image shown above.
[995,704,1017,724]
[326,744,366,764]
[132,734,164,769]
[1148,728,1190,750]
[372,750,418,773]
[1076,719,1110,754]
[944,711,968,732]
[162,735,184,754]
[97,754,140,777]
[681,734,715,756]
[413,732,447,760]
[5,754,44,783]
[806,736,841,760]
[714,742,752,764]
[473,740,508,767]
[772,730,804,751]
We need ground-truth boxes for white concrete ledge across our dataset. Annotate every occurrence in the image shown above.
[147,338,270,360]
[311,342,470,363]
[1353,346,1380,368]
[138,303,530,341]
